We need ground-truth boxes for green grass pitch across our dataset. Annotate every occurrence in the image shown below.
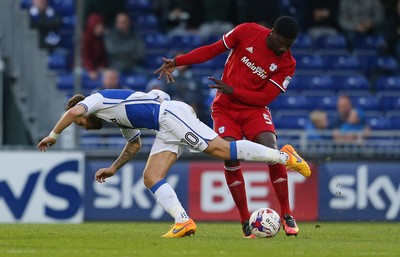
[0,222,399,257]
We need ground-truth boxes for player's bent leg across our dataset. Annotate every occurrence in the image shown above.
[281,214,299,236]
[280,144,311,177]
[162,219,197,238]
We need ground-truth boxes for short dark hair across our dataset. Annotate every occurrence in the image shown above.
[273,16,299,39]
[65,94,85,111]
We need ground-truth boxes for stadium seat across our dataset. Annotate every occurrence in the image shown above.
[386,111,400,129]
[303,91,338,110]
[126,0,151,11]
[273,111,308,129]
[353,34,386,53]
[375,75,400,92]
[144,32,168,50]
[350,94,379,111]
[331,74,370,91]
[294,74,334,91]
[120,74,148,91]
[132,14,159,32]
[82,73,102,90]
[373,56,399,75]
[144,53,166,69]
[55,72,74,90]
[20,0,31,9]
[291,34,314,53]
[51,0,75,16]
[366,114,392,130]
[321,54,361,72]
[294,54,327,71]
[168,34,203,50]
[315,34,348,54]
[278,95,308,110]
[48,52,68,70]
[377,92,400,111]
[353,51,379,74]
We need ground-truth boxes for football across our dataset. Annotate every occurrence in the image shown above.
[249,207,281,238]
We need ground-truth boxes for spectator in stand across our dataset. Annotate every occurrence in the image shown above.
[333,108,371,143]
[305,109,330,141]
[82,13,107,80]
[338,0,384,49]
[196,0,237,39]
[306,0,340,39]
[105,13,146,75]
[84,0,126,28]
[166,52,202,115]
[163,0,205,36]
[333,94,353,129]
[29,0,62,51]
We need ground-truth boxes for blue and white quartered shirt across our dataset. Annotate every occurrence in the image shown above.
[78,89,170,142]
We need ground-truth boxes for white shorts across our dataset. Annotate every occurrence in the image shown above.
[149,101,218,157]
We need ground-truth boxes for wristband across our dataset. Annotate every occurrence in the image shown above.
[49,131,59,140]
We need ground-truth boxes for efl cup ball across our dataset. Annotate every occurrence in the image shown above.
[249,208,281,238]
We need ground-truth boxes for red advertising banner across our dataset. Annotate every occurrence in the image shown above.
[188,161,318,221]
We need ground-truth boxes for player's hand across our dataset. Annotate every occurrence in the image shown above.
[208,77,234,94]
[154,57,176,84]
[95,167,116,183]
[37,137,56,152]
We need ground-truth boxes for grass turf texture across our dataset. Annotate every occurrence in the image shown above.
[0,222,399,257]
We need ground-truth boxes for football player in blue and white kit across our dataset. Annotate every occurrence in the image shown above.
[37,88,310,238]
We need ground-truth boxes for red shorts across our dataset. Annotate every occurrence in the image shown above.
[211,107,276,141]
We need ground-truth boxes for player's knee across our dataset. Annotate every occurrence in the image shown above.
[143,171,160,189]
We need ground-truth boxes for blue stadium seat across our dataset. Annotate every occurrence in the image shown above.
[303,91,338,110]
[294,54,327,71]
[273,111,308,129]
[350,94,379,111]
[82,73,102,90]
[373,56,399,74]
[144,53,166,69]
[50,0,75,16]
[353,34,386,53]
[366,115,392,130]
[55,72,74,90]
[375,75,400,91]
[321,54,361,72]
[377,92,400,111]
[294,74,334,91]
[291,34,314,53]
[48,52,68,70]
[126,0,151,11]
[353,51,379,74]
[278,95,308,110]
[315,34,348,54]
[132,14,159,32]
[20,0,31,9]
[120,74,148,91]
[386,111,400,129]
[168,34,203,50]
[144,32,168,49]
[331,74,370,91]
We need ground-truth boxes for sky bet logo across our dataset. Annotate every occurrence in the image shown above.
[0,152,84,223]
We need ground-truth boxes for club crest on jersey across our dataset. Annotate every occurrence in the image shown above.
[241,56,267,79]
[269,63,277,72]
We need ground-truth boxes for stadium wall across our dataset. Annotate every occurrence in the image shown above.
[0,151,399,223]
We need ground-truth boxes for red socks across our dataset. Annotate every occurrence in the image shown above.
[224,164,250,223]
[268,163,291,216]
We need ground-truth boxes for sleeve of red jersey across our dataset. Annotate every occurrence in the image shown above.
[174,40,227,66]
[231,82,282,107]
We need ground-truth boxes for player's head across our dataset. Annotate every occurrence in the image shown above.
[267,16,298,56]
[66,94,103,130]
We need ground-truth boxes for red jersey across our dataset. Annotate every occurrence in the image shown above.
[175,23,296,111]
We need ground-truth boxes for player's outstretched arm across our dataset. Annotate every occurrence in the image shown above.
[37,105,86,152]
[154,57,176,84]
[95,137,142,183]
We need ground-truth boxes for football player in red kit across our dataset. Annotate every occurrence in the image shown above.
[155,16,311,237]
